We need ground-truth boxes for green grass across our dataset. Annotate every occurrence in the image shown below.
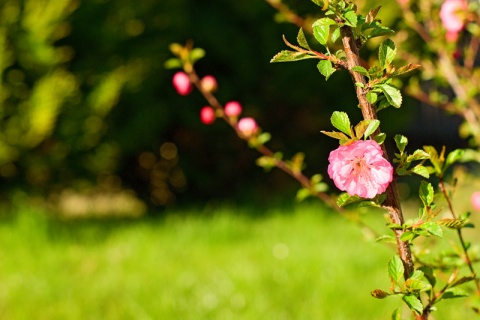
[0,203,477,319]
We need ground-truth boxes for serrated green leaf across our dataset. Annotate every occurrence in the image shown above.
[330,111,351,136]
[297,28,310,50]
[400,231,415,242]
[375,235,396,243]
[422,221,443,238]
[312,18,336,45]
[419,181,434,207]
[407,150,430,162]
[402,294,424,315]
[405,278,432,293]
[351,65,369,78]
[317,59,336,80]
[354,120,369,139]
[394,135,408,153]
[378,84,402,108]
[344,10,358,27]
[411,165,430,178]
[270,50,315,63]
[379,39,396,69]
[321,130,350,140]
[388,255,404,283]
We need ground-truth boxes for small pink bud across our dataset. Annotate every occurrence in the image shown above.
[172,71,192,96]
[237,117,258,138]
[200,106,216,125]
[201,75,218,93]
[471,191,480,211]
[224,101,243,117]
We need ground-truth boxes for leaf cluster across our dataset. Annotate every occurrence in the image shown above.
[321,111,383,145]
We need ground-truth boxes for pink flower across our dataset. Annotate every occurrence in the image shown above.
[237,117,258,138]
[200,106,215,124]
[201,75,218,93]
[471,192,480,210]
[440,0,468,42]
[172,71,192,96]
[224,101,243,117]
[328,140,393,199]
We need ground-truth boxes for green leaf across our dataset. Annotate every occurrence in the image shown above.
[366,91,378,104]
[312,18,336,45]
[373,132,386,144]
[394,135,408,153]
[297,28,310,50]
[331,26,341,43]
[422,221,443,238]
[405,278,432,293]
[164,58,182,69]
[407,150,430,162]
[451,275,476,287]
[296,188,312,202]
[419,181,434,207]
[270,50,315,63]
[444,149,465,171]
[369,25,395,39]
[364,120,380,139]
[440,287,468,300]
[351,65,369,78]
[391,308,401,320]
[402,294,423,315]
[418,266,436,287]
[321,130,350,140]
[190,48,206,63]
[400,231,415,242]
[388,255,404,283]
[379,39,396,69]
[343,10,358,27]
[309,0,323,6]
[257,132,271,145]
[378,84,402,108]
[330,111,351,136]
[375,235,396,243]
[317,60,336,80]
[410,165,430,178]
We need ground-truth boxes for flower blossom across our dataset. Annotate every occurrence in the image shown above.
[440,0,468,42]
[471,191,480,211]
[172,71,192,96]
[224,101,243,117]
[200,106,215,124]
[328,140,393,199]
[237,117,258,138]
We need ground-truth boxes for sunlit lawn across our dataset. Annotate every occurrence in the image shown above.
[0,202,478,319]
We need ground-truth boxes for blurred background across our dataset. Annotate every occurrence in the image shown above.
[0,0,466,216]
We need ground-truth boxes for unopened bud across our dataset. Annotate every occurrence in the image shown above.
[224,101,243,117]
[172,71,192,96]
[200,106,216,125]
[237,117,258,138]
[201,75,218,93]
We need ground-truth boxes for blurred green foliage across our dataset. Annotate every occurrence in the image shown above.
[0,0,464,209]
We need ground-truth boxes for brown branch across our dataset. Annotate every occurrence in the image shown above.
[340,26,414,280]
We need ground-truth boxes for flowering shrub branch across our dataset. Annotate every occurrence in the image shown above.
[168,0,480,318]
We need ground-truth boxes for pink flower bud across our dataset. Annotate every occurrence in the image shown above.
[172,71,192,96]
[224,101,243,117]
[200,106,215,125]
[440,0,468,42]
[471,191,480,211]
[328,140,393,199]
[201,75,218,93]
[237,117,258,138]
